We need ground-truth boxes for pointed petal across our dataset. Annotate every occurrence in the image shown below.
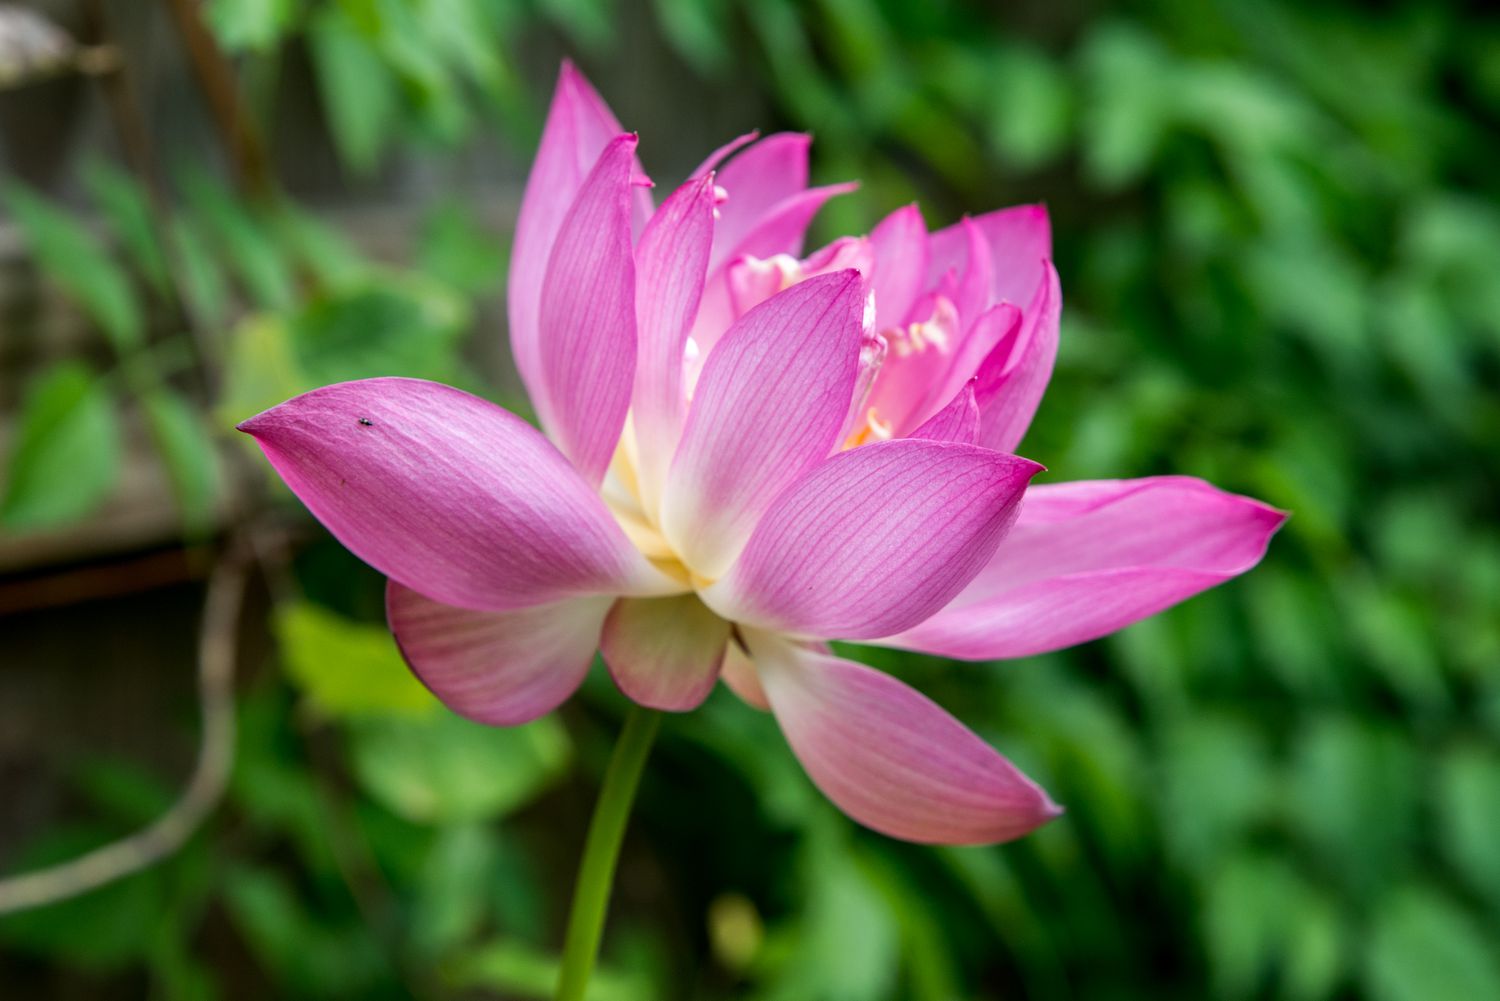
[238,378,674,610]
[910,382,980,444]
[690,182,859,364]
[535,134,640,484]
[601,593,729,711]
[705,439,1042,639]
[883,477,1287,659]
[509,62,629,398]
[751,633,1061,844]
[868,204,929,329]
[928,203,1051,310]
[388,582,610,726]
[710,132,811,266]
[720,182,860,271]
[973,263,1061,453]
[662,271,866,579]
[949,216,993,324]
[931,302,1021,414]
[690,130,760,179]
[632,174,717,514]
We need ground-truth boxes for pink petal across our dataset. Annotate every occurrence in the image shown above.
[600,594,729,711]
[690,130,760,180]
[949,217,994,325]
[388,582,611,726]
[719,640,769,710]
[509,62,630,401]
[868,204,929,329]
[931,302,1022,413]
[705,439,1042,639]
[536,133,640,485]
[710,133,811,269]
[927,203,1051,311]
[691,183,859,362]
[750,632,1061,844]
[838,326,889,444]
[910,382,980,444]
[662,271,866,578]
[863,291,966,435]
[632,173,717,514]
[884,477,1287,659]
[238,378,674,610]
[725,236,872,322]
[724,182,860,269]
[973,263,1062,453]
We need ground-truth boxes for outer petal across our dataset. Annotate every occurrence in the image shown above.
[633,173,717,514]
[238,378,675,610]
[704,439,1043,639]
[883,477,1287,659]
[509,62,629,398]
[868,204,928,329]
[600,594,729,711]
[662,271,866,579]
[388,582,611,726]
[927,203,1051,310]
[536,134,640,484]
[973,263,1062,453]
[750,633,1061,845]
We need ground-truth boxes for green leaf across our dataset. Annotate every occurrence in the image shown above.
[141,388,221,533]
[308,8,400,174]
[349,711,571,824]
[410,824,496,958]
[1289,716,1418,896]
[205,0,297,52]
[169,216,230,329]
[3,184,143,350]
[1364,886,1500,1001]
[270,204,368,290]
[985,45,1073,169]
[652,0,731,75]
[1436,744,1500,908]
[1281,888,1345,1001]
[1203,854,1291,999]
[180,171,295,310]
[1079,24,1177,188]
[1,363,121,529]
[761,828,900,1001]
[274,601,438,718]
[222,864,388,994]
[1342,575,1448,716]
[1158,715,1271,873]
[81,159,170,293]
[417,199,505,295]
[289,276,469,385]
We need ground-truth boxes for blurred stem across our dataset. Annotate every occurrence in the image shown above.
[554,705,661,1001]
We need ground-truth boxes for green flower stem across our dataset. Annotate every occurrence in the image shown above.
[554,704,661,1001]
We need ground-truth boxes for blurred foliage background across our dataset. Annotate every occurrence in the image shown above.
[1,0,1498,998]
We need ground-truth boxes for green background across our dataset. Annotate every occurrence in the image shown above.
[1,0,1498,998]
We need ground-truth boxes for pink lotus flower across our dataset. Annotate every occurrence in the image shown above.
[239,63,1284,846]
